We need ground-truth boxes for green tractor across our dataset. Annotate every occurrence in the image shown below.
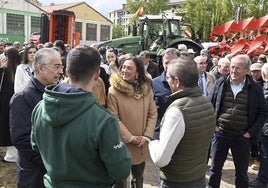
[99,14,203,60]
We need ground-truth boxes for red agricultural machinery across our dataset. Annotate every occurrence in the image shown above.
[209,15,268,57]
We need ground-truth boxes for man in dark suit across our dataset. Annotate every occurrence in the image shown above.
[139,50,159,79]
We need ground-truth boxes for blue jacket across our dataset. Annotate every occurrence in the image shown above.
[152,71,171,120]
[10,77,46,188]
[209,75,266,138]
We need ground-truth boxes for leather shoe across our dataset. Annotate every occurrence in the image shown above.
[249,178,267,187]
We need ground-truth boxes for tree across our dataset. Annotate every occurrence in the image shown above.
[112,24,126,39]
[126,0,168,16]
[180,0,268,41]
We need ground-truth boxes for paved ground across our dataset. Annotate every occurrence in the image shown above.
[0,148,261,188]
[143,152,259,188]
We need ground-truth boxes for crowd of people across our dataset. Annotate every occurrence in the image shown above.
[0,39,268,188]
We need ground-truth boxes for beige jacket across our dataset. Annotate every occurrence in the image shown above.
[205,72,216,95]
[107,73,157,165]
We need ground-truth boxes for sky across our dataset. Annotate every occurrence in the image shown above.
[38,0,126,17]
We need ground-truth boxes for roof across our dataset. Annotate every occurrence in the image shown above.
[40,2,83,14]
[25,0,45,13]
[40,2,112,24]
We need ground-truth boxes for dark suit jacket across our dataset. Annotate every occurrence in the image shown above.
[147,61,159,79]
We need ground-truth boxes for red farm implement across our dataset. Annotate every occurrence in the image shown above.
[209,15,268,57]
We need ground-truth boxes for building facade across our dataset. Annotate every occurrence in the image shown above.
[0,0,112,46]
[41,2,113,46]
[109,4,130,35]
[0,0,43,44]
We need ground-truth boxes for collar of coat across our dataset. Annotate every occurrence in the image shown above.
[109,73,151,99]
[169,86,203,101]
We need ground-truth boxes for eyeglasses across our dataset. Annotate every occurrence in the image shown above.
[197,62,208,65]
[46,64,64,71]
[230,66,246,71]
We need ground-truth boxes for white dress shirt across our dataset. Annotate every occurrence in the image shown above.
[149,107,185,167]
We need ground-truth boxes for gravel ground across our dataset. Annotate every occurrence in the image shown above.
[0,148,260,188]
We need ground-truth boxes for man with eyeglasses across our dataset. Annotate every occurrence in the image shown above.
[208,54,266,188]
[194,55,215,97]
[211,58,230,80]
[10,48,63,188]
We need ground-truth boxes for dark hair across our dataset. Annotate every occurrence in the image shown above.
[98,47,106,56]
[119,56,151,84]
[4,42,12,48]
[6,47,19,82]
[106,48,119,68]
[67,45,101,84]
[53,40,66,51]
[44,42,53,48]
[21,45,37,64]
[140,50,150,58]
[168,56,199,88]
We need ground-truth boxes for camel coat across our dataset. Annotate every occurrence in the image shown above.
[107,73,157,165]
[205,72,216,95]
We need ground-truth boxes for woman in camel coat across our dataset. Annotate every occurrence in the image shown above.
[107,55,157,188]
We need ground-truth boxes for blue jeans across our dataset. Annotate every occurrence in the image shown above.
[159,177,206,188]
[208,131,251,188]
[258,135,268,184]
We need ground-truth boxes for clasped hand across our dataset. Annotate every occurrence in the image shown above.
[131,136,147,147]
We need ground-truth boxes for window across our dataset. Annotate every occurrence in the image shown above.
[31,16,40,33]
[86,23,97,40]
[6,14,24,35]
[100,25,110,41]
[76,22,82,34]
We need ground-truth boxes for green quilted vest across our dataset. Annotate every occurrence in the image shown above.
[160,87,215,183]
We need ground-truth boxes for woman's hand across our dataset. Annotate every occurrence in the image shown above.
[130,136,142,145]
[137,137,147,147]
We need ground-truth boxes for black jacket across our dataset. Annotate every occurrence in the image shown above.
[262,82,268,136]
[10,76,46,188]
[209,75,266,138]
[0,68,13,146]
[147,61,159,79]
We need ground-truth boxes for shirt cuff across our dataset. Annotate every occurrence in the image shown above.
[126,136,134,143]
[143,136,151,143]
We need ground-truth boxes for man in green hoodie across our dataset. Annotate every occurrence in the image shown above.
[31,45,131,188]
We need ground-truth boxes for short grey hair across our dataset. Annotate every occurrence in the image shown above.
[162,48,180,58]
[218,58,230,66]
[33,48,61,72]
[261,63,268,76]
[231,54,251,69]
[168,56,199,88]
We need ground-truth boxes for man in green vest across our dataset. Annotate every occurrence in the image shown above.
[149,56,215,187]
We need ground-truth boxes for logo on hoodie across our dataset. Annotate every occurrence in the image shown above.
[113,141,123,150]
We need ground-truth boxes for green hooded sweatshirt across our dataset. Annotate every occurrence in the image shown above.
[31,83,131,188]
